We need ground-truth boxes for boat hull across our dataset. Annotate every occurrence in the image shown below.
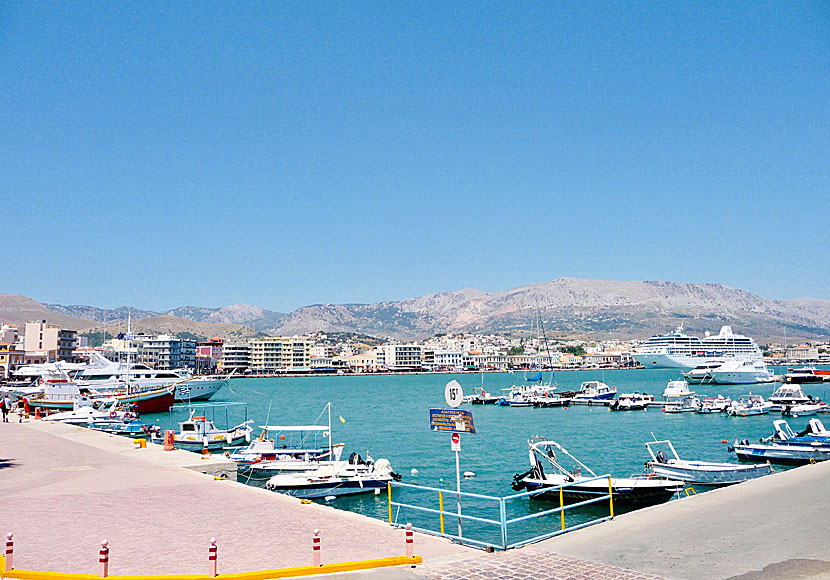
[647,461,772,485]
[266,477,392,499]
[733,444,830,463]
[521,479,680,507]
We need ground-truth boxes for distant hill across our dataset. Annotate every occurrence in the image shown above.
[80,315,260,343]
[4,278,830,342]
[0,294,100,330]
[272,279,830,341]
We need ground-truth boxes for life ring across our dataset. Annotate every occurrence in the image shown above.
[110,411,117,418]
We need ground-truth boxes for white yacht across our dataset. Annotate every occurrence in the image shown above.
[72,353,224,401]
[707,359,775,384]
[633,325,764,370]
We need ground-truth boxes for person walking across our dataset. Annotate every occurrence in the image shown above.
[0,395,9,422]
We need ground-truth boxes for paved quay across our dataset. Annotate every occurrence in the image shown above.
[0,418,469,575]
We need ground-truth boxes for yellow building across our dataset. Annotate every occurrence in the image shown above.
[0,343,25,379]
[249,337,310,372]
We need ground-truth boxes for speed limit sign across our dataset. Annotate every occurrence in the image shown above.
[445,380,463,408]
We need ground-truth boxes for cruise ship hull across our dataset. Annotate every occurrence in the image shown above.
[633,354,699,370]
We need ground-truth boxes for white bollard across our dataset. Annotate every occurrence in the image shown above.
[312,529,321,567]
[99,540,109,577]
[5,533,13,571]
[405,523,414,558]
[208,537,218,577]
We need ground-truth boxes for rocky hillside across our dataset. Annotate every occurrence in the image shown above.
[4,278,830,341]
[273,279,830,341]
[80,315,260,342]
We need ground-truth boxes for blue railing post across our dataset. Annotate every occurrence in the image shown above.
[499,497,508,550]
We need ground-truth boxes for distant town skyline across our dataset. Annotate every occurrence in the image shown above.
[2,3,827,312]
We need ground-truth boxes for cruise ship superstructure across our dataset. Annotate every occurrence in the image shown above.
[633,325,763,370]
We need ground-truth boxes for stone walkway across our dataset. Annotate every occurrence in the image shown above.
[420,549,665,580]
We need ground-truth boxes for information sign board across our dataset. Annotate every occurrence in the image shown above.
[429,408,476,434]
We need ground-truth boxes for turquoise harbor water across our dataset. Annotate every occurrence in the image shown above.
[145,367,829,539]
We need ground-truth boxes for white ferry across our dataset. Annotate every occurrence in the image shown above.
[633,325,763,370]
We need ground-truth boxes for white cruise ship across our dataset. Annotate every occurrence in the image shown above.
[633,325,763,370]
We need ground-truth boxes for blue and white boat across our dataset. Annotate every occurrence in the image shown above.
[730,419,830,463]
[573,381,617,401]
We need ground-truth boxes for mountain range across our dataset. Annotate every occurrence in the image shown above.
[2,278,829,342]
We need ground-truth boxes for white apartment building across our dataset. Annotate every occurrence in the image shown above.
[380,344,422,370]
[222,344,251,372]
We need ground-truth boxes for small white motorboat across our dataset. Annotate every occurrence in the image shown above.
[610,393,652,411]
[511,438,682,507]
[663,395,700,414]
[645,439,772,485]
[696,395,732,414]
[727,394,773,417]
[264,455,400,499]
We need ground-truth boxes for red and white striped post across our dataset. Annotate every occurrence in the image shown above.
[312,529,321,567]
[5,532,13,571]
[208,537,218,577]
[405,523,414,558]
[99,540,109,577]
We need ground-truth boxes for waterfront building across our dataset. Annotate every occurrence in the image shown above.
[0,343,25,379]
[249,336,311,372]
[787,345,819,362]
[422,349,464,370]
[221,343,250,373]
[135,335,196,370]
[23,320,78,362]
[197,337,224,371]
[342,350,381,372]
[379,344,422,370]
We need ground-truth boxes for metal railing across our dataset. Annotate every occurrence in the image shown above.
[387,475,614,551]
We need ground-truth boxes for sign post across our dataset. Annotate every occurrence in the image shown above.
[451,431,462,538]
[429,381,477,544]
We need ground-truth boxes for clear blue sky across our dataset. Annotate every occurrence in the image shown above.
[1,2,827,312]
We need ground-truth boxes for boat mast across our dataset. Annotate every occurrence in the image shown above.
[126,311,131,394]
[327,402,332,461]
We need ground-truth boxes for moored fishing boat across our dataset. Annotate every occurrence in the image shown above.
[511,438,682,507]
[264,455,400,499]
[645,439,772,485]
[573,381,616,401]
[164,407,253,452]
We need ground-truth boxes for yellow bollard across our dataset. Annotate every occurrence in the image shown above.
[439,491,445,535]
[133,438,147,449]
[608,476,614,518]
[560,487,565,530]
[387,483,392,524]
